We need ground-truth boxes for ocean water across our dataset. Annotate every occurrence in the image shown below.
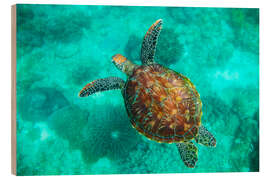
[16,4,259,175]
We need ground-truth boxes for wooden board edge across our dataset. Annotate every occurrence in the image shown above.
[11,4,17,176]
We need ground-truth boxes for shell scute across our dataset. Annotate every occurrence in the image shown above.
[124,64,202,143]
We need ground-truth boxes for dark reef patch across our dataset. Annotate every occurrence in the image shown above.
[155,28,184,66]
[201,95,231,126]
[16,4,92,50]
[248,139,259,171]
[17,5,35,26]
[116,140,180,174]
[166,7,195,25]
[69,64,99,87]
[48,105,89,149]
[124,35,141,62]
[48,103,142,164]
[226,8,259,54]
[45,11,91,44]
[80,104,142,163]
[230,87,259,119]
[18,87,69,122]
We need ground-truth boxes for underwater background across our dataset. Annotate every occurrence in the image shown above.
[16,4,259,175]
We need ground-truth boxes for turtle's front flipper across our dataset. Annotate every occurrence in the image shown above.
[195,126,216,147]
[141,19,163,65]
[79,77,125,97]
[176,141,198,168]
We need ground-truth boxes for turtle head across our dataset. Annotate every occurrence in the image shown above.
[112,54,138,76]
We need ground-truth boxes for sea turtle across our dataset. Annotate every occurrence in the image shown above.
[79,19,216,168]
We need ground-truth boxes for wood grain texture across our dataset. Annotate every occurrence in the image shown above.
[11,4,17,175]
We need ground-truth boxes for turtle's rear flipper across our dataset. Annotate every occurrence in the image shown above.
[79,77,125,97]
[141,19,163,65]
[195,126,216,147]
[177,141,198,168]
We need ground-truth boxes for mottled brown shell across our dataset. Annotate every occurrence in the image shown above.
[123,64,202,143]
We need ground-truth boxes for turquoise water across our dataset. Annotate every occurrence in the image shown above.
[16,4,259,175]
